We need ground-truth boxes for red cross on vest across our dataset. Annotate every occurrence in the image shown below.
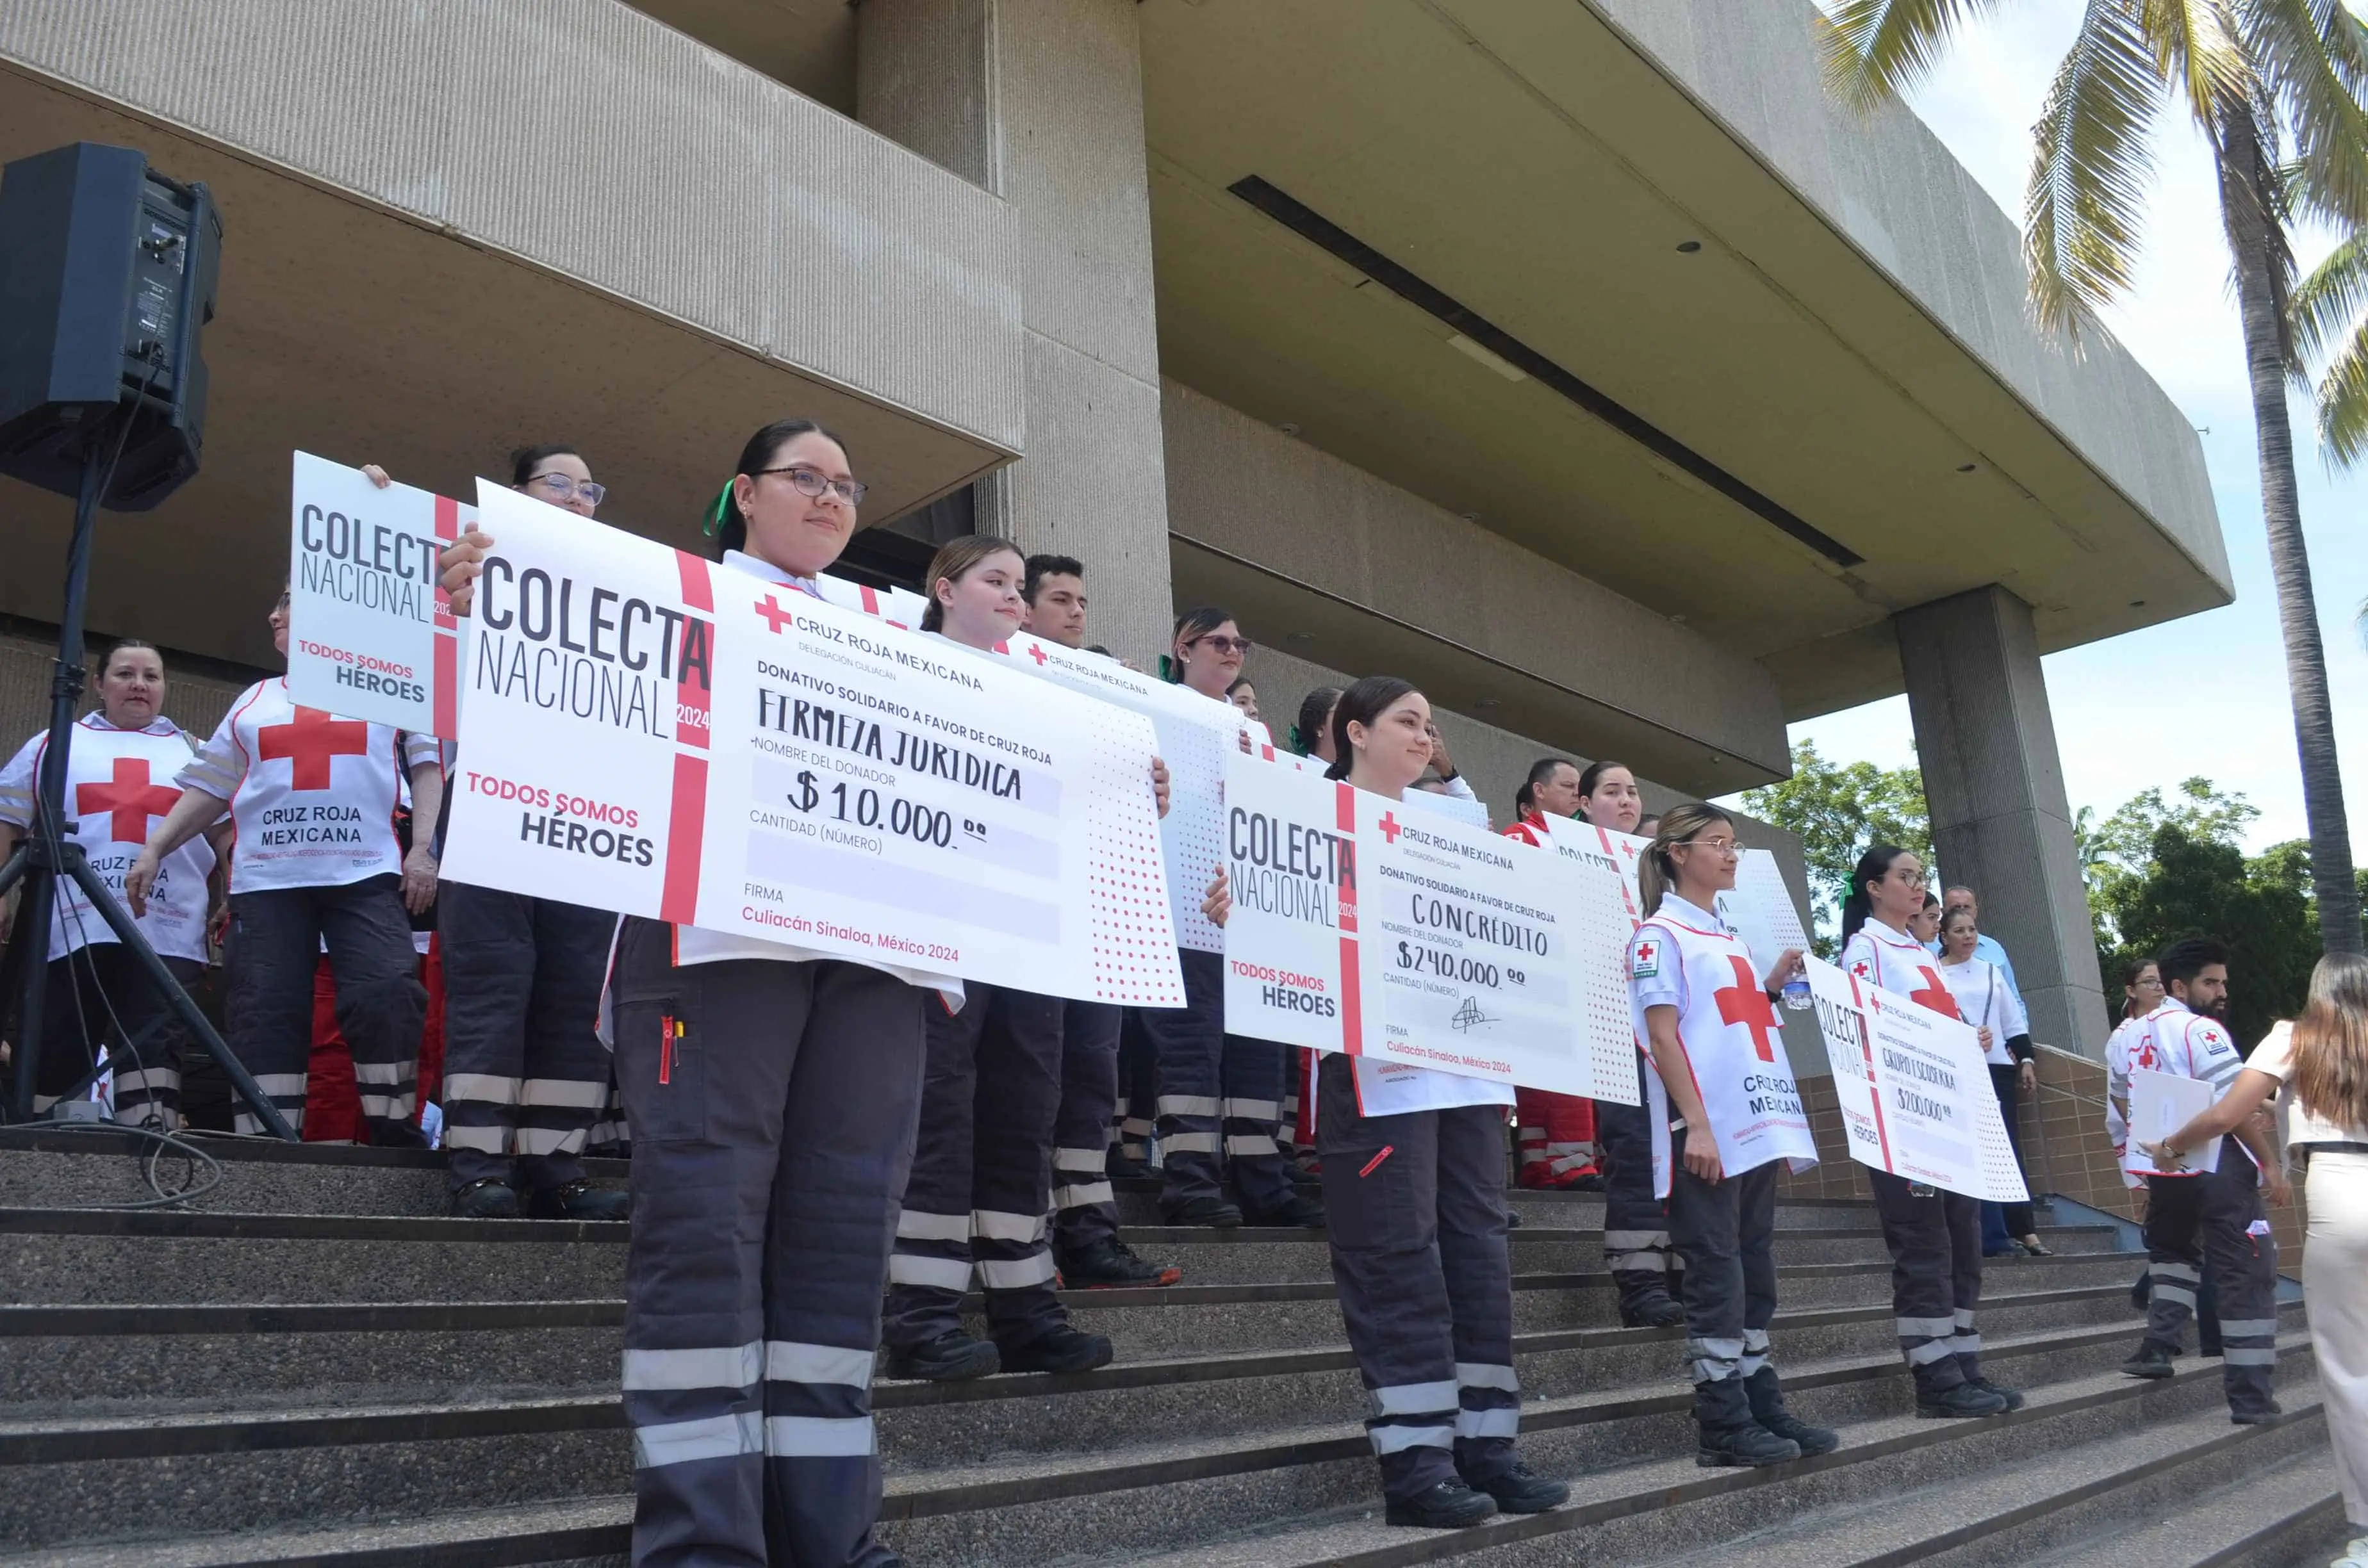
[1634,937,1659,968]
[1714,955,1779,1062]
[755,595,796,634]
[77,756,179,844]
[257,706,370,790]
[1377,812,1402,844]
[1909,966,1963,1020]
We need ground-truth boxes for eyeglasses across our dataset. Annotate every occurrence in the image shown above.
[756,464,867,507]
[526,472,607,507]
[1189,635,1254,656]
[1681,835,1743,858]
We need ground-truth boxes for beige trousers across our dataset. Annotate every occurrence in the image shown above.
[2305,1149,2368,1527]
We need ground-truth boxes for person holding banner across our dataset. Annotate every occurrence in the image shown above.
[361,446,627,1219]
[0,640,226,1126]
[1140,608,1318,1229]
[1934,906,2047,1257]
[1629,804,1834,1467]
[126,590,441,1143]
[1839,847,2018,1419]
[1220,675,1568,1528]
[880,535,1122,1377]
[2116,936,2286,1423]
[1499,758,1600,1193]
[1013,551,1180,1291]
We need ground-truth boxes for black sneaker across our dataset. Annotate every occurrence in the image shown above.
[2120,1343,2178,1380]
[883,1330,999,1382]
[1568,1173,1606,1192]
[1057,1237,1181,1289]
[1242,1193,1326,1228]
[1000,1324,1114,1375]
[1162,1196,1243,1228]
[1966,1378,2025,1412]
[1697,1424,1801,1467]
[2232,1400,2283,1426]
[1466,1461,1568,1514]
[525,1180,629,1220]
[1755,1409,1840,1457]
[1383,1477,1498,1529]
[1289,1162,1323,1191]
[1618,1292,1687,1329]
[1917,1382,2010,1418]
[450,1178,518,1220]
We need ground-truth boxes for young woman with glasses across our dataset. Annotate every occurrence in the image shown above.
[363,445,626,1218]
[1839,845,2020,1419]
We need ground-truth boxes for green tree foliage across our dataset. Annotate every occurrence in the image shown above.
[1740,740,1932,957]
[2094,828,2318,1050]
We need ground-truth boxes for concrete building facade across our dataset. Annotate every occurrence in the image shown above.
[0,0,2229,1056]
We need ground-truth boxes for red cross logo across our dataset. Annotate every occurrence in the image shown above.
[76,756,179,844]
[1028,644,1049,666]
[1620,841,1637,860]
[1909,965,1963,1020]
[755,595,796,634]
[1635,939,1657,966]
[1714,956,1779,1062]
[1377,812,1402,844]
[1850,958,1873,983]
[257,706,370,791]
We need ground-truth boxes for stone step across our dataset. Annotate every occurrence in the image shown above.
[0,1252,2149,1415]
[2029,1444,2351,1568]
[0,1292,2283,1549]
[1094,1346,2321,1568]
[1640,1376,2328,1567]
[0,1207,2129,1304]
[4,1337,2308,1567]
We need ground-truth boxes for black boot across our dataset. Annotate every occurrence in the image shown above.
[1242,1192,1325,1228]
[525,1179,629,1220]
[1917,1381,2009,1418]
[1464,1460,1568,1514]
[1745,1368,1839,1457]
[450,1177,518,1219]
[2119,1341,2178,1380]
[1162,1195,1243,1228]
[1617,1289,1686,1329]
[1105,1147,1153,1182]
[1696,1424,1801,1467]
[883,1329,999,1382]
[1965,1376,2025,1412]
[1384,1478,1497,1529]
[1000,1323,1114,1375]
[1056,1236,1181,1289]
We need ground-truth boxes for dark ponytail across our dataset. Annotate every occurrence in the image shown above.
[1839,844,1911,943]
[1292,686,1342,758]
[1323,676,1419,782]
[709,419,850,559]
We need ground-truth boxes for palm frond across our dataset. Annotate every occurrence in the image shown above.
[2240,0,2368,230]
[1818,0,2010,113]
[2025,0,2166,331]
[2144,0,2253,124]
[2291,226,2368,360]
[2312,311,2368,462]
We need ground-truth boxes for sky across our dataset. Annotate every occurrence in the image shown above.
[1766,8,2368,854]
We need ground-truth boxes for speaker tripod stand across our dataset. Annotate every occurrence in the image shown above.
[0,428,296,1139]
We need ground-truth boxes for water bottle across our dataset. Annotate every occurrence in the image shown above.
[1781,975,1812,1013]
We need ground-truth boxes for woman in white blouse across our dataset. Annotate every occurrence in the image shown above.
[1934,906,2048,1257]
[2144,951,2368,1568]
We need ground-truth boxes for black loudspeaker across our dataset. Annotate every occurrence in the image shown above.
[0,141,220,510]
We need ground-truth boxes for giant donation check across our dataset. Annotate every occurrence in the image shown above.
[439,484,1185,1006]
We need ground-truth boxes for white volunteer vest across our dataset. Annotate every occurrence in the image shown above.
[1840,924,1966,1022]
[0,716,215,962]
[188,679,407,894]
[1627,894,1816,1196]
[2122,999,2250,1177]
[2103,1015,2147,1186]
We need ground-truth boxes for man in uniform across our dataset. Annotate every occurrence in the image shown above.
[2119,936,2287,1423]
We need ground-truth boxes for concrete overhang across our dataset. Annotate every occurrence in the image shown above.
[0,0,1019,672]
[1138,0,2231,721]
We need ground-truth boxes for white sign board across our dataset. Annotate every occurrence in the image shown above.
[1807,956,2027,1202]
[440,482,1184,1006]
[286,450,472,737]
[2125,1068,2224,1179]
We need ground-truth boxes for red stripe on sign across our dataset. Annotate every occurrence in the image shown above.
[859,584,880,616]
[432,496,460,630]
[1334,781,1363,1056]
[1845,971,1896,1171]
[675,551,713,612]
[432,628,457,738]
[660,753,707,926]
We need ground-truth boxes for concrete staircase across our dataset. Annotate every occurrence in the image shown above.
[0,1128,2346,1567]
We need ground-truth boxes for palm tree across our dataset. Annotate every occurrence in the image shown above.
[1821,0,2367,956]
